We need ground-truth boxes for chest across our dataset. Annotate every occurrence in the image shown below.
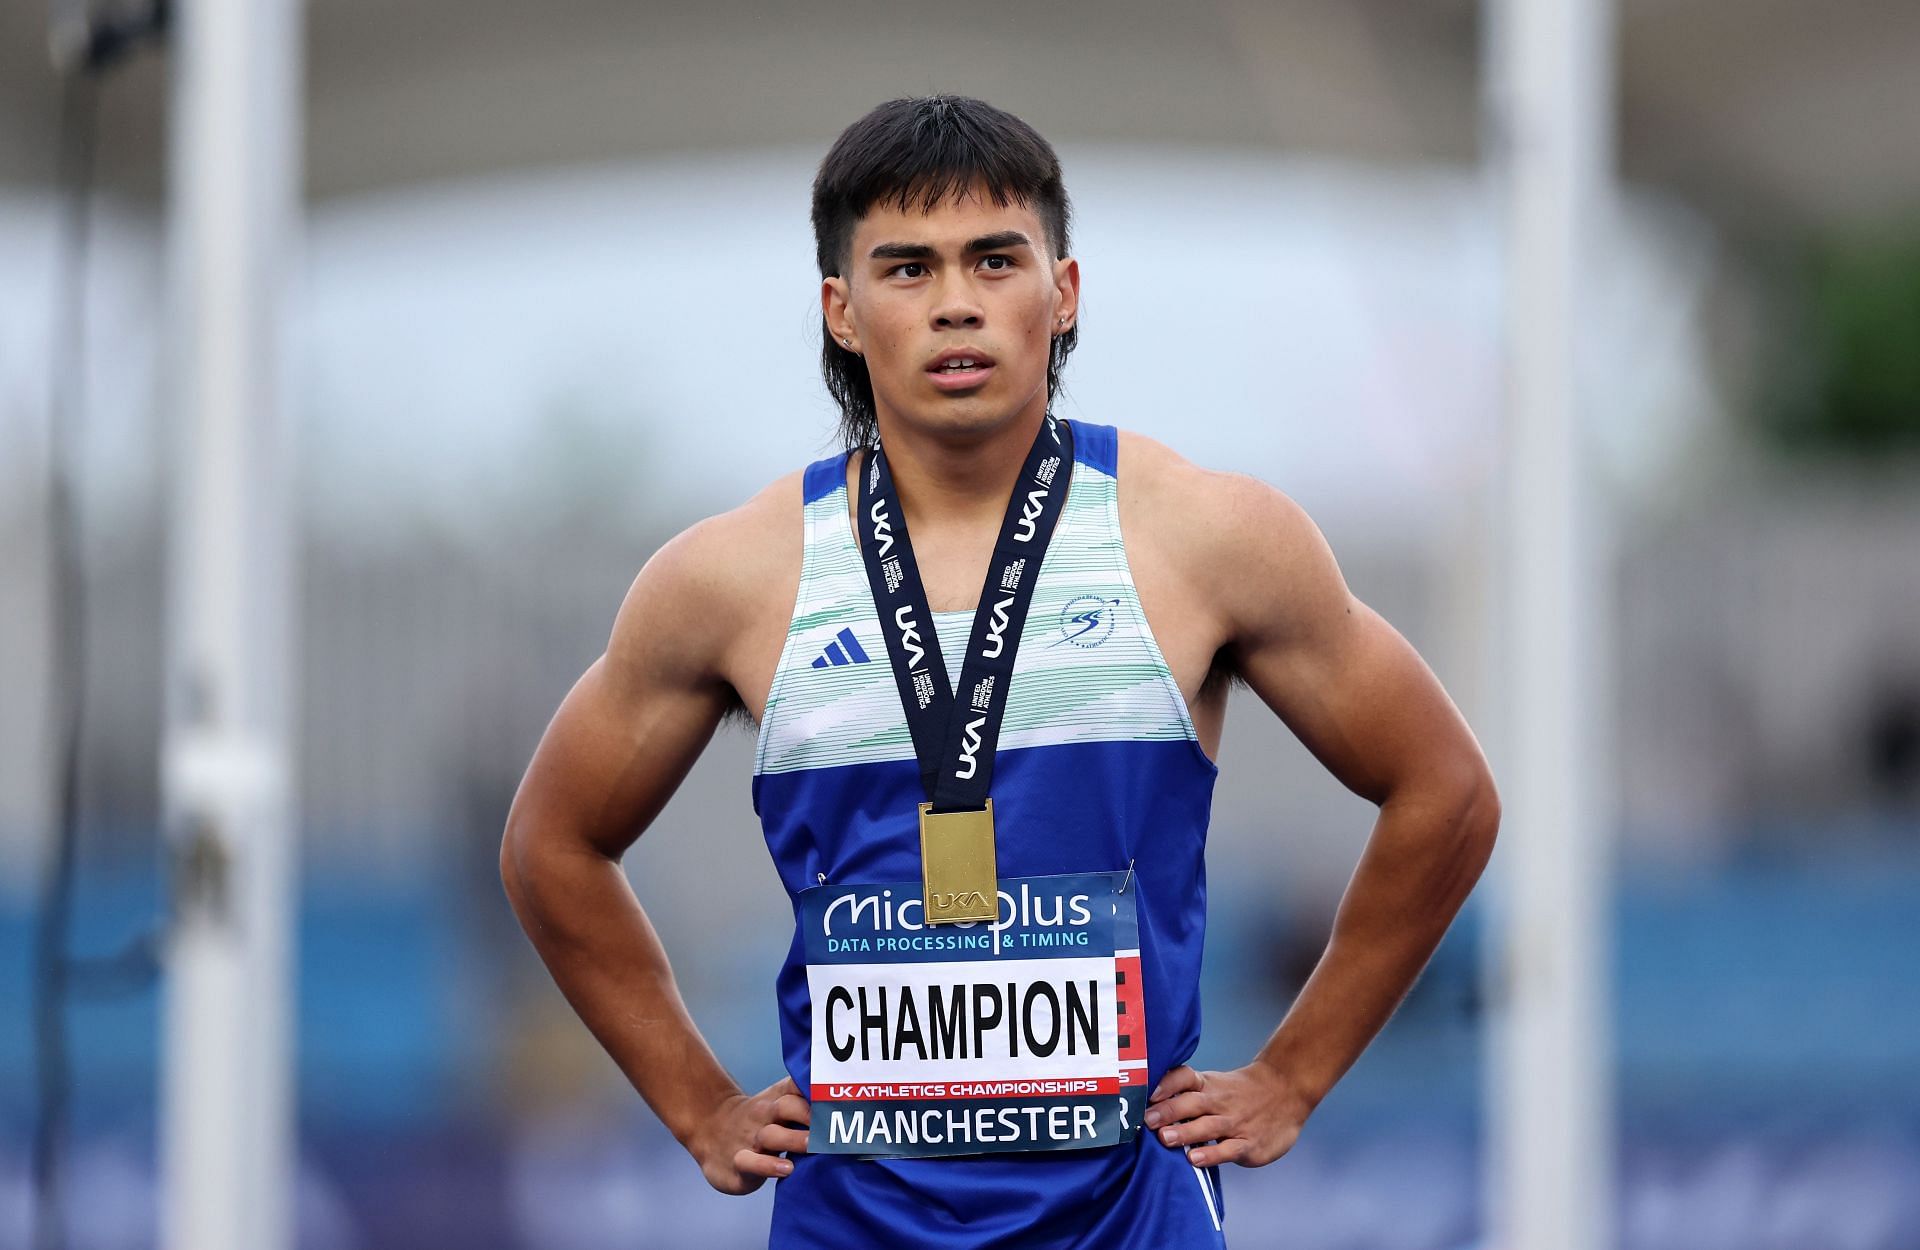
[907,531,1223,749]
[842,472,1221,713]
[752,465,1224,776]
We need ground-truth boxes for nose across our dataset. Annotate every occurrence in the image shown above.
[930,272,984,330]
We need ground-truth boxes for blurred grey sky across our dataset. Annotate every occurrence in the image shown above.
[0,150,1720,536]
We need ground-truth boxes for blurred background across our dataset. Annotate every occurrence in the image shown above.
[3,1,1919,1247]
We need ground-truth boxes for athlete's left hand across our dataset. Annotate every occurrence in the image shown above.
[1143,1062,1314,1168]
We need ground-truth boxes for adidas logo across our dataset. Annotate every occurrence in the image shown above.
[810,626,873,669]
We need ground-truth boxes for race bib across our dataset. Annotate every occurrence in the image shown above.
[801,870,1148,1158]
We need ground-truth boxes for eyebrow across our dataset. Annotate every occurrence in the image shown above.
[868,230,1034,261]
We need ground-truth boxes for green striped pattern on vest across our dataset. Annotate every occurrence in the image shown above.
[754,458,1197,777]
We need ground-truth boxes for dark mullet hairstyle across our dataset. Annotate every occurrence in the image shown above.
[811,95,1077,450]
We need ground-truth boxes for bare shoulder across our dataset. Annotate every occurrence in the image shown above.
[636,469,802,617]
[1114,430,1348,649]
[605,469,804,704]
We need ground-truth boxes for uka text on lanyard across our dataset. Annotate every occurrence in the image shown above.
[855,416,1075,924]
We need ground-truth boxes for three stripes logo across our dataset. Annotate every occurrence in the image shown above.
[810,627,873,670]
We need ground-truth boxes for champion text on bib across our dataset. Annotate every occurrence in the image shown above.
[802,870,1149,1158]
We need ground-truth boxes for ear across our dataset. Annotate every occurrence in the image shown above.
[1051,256,1081,335]
[822,275,858,353]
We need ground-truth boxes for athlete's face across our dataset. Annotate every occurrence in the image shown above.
[823,183,1079,441]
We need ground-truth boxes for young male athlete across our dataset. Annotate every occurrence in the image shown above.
[501,95,1499,1248]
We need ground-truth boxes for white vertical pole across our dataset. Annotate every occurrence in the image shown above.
[159,1,303,1248]
[1485,0,1615,1248]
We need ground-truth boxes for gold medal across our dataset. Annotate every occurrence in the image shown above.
[919,799,998,924]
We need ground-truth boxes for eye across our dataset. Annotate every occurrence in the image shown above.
[980,255,1015,271]
[888,262,929,279]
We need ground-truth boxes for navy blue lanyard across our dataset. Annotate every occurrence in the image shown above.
[855,417,1075,812]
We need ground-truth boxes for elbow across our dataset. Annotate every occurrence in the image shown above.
[499,812,533,915]
[1457,764,1501,868]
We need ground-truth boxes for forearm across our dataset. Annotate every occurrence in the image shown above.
[502,829,740,1146]
[1253,774,1498,1109]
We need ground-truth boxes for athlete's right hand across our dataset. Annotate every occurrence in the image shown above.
[689,1074,811,1195]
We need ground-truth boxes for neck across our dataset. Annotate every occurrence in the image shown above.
[874,408,1048,529]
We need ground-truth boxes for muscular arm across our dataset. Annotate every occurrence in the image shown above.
[1141,458,1500,1167]
[500,489,808,1193]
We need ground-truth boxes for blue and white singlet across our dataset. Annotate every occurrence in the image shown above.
[752,422,1227,1248]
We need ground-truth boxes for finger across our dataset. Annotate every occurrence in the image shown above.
[1156,1114,1233,1150]
[1144,1090,1212,1129]
[773,1093,812,1127]
[753,1123,810,1156]
[1150,1065,1199,1103]
[1188,1137,1250,1168]
[733,1147,793,1180]
[778,1074,801,1097]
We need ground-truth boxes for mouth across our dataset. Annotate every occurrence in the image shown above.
[925,350,996,393]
